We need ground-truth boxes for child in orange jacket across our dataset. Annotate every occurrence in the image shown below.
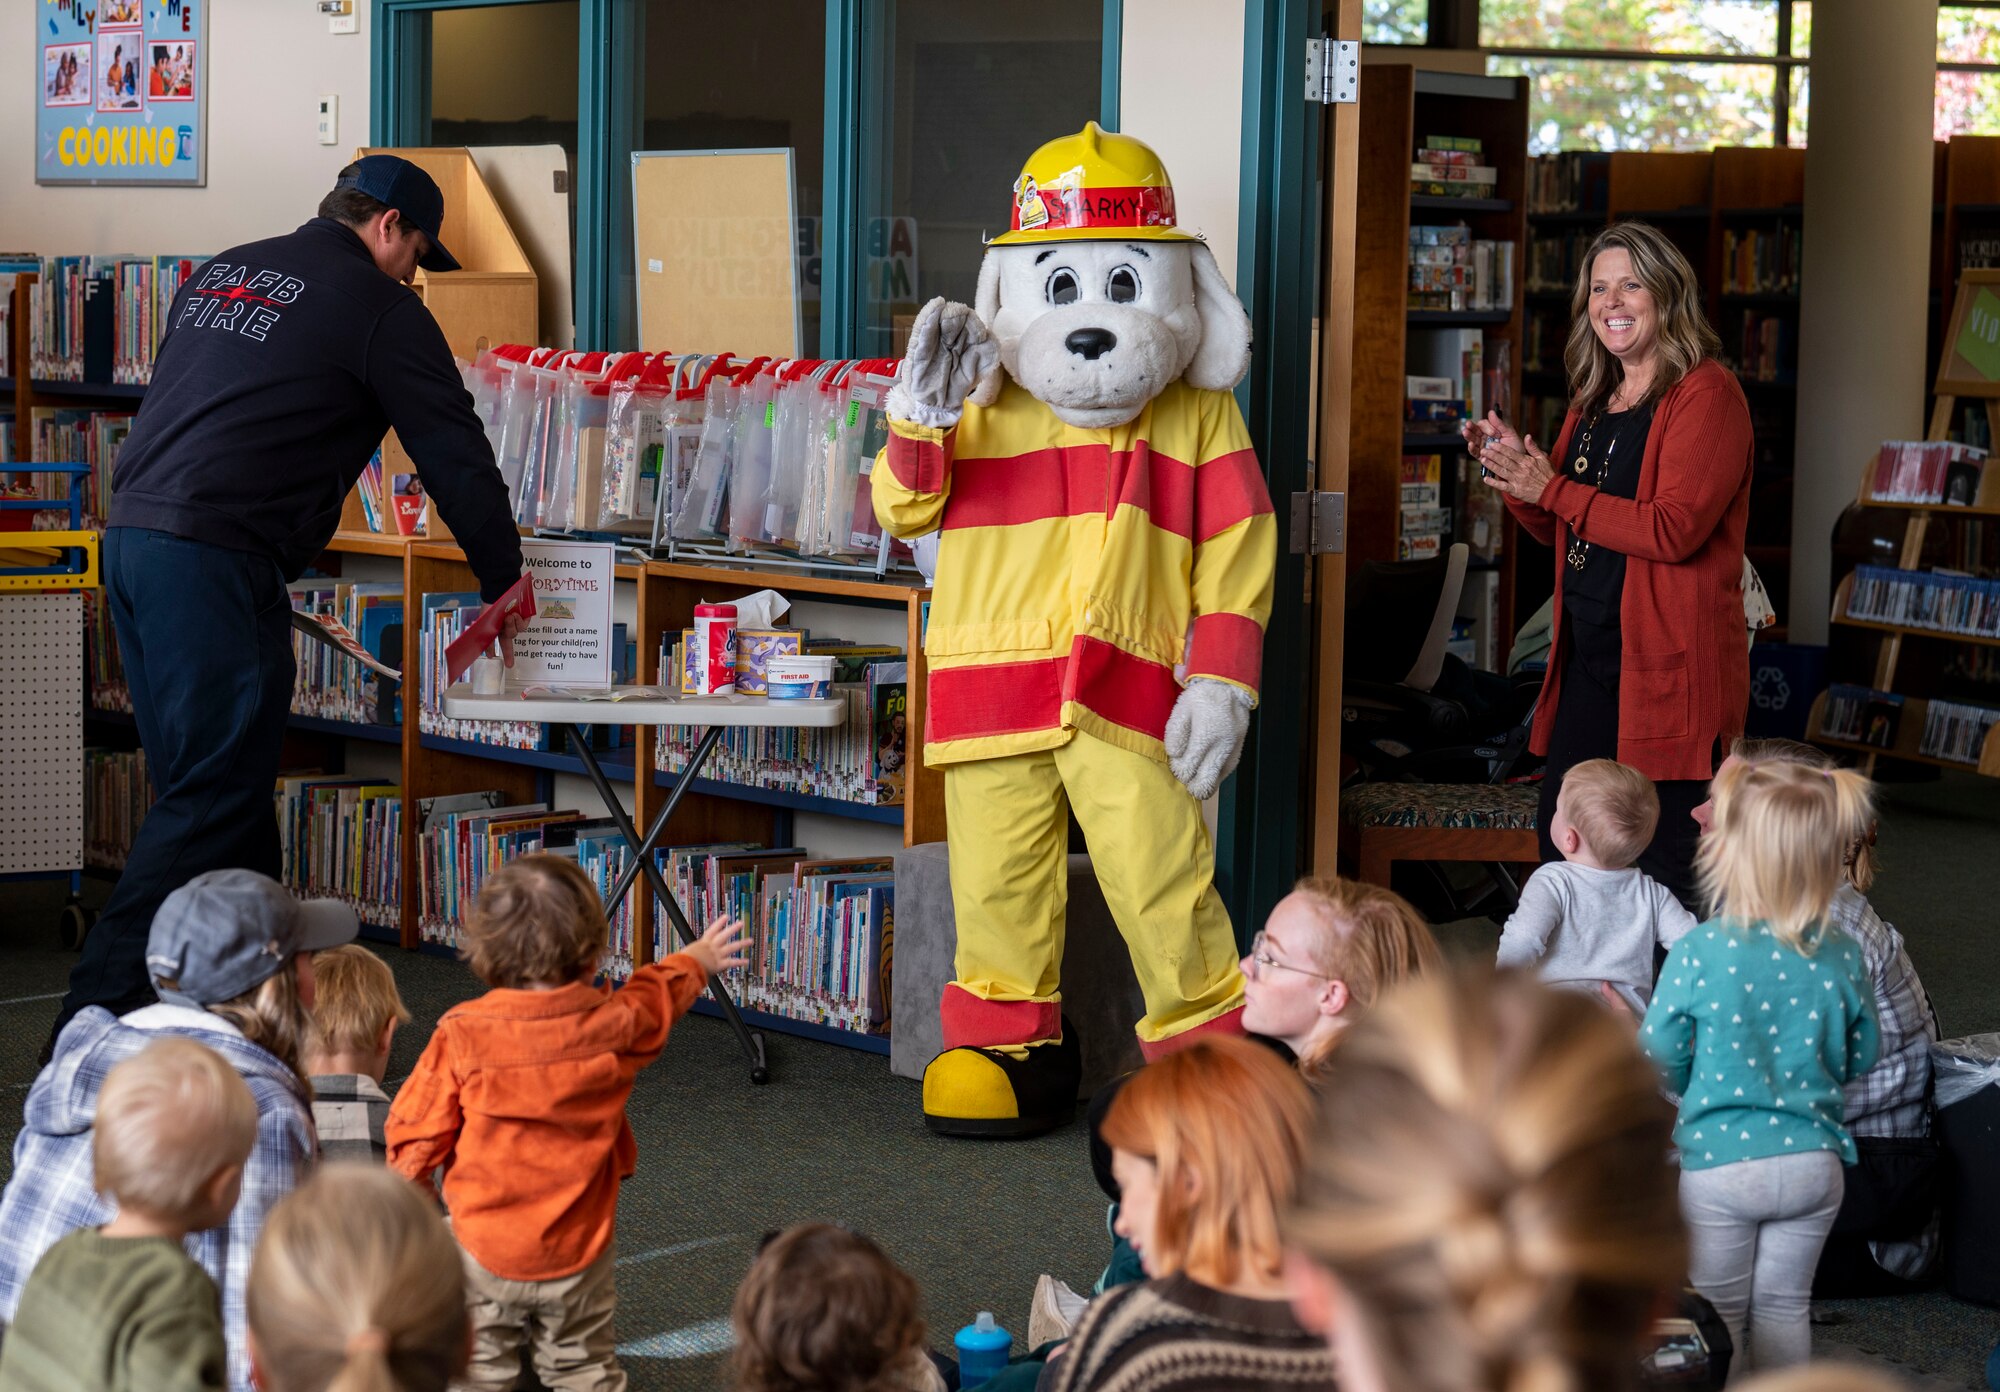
[385,853,747,1392]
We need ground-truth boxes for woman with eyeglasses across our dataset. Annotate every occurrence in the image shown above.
[1240,877,1444,1081]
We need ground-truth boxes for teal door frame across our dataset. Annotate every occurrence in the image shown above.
[1218,0,1319,942]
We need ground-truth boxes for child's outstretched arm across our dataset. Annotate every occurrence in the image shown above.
[385,1029,465,1187]
[1495,869,1561,970]
[619,916,752,1060]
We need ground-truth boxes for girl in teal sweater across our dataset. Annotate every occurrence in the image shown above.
[1640,760,1880,1376]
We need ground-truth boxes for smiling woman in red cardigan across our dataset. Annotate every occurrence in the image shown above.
[1467,220,1752,907]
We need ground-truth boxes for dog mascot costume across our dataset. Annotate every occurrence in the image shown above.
[873,123,1277,1137]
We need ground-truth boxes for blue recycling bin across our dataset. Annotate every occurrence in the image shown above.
[1746,642,1828,741]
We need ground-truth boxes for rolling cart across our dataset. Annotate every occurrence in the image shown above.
[0,463,101,947]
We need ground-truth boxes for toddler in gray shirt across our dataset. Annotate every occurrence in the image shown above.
[1498,758,1697,1014]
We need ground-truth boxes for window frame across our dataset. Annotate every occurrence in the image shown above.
[1359,0,2000,151]
[373,0,1122,352]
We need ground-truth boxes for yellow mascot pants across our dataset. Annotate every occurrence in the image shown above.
[939,731,1245,1051]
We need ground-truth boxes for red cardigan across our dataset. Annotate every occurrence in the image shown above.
[1504,358,1753,782]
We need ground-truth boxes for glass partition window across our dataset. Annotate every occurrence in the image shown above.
[430,4,581,165]
[629,0,825,351]
[855,1,1103,357]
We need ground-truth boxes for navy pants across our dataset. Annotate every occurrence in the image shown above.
[53,528,295,1038]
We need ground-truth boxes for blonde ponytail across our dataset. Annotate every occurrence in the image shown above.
[1729,738,1880,892]
[1286,966,1685,1392]
[1696,760,1877,952]
[249,1166,467,1392]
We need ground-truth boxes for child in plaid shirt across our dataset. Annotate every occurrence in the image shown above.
[304,945,411,1163]
[387,853,747,1392]
[0,870,355,1392]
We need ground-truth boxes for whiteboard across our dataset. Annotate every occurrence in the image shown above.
[632,148,800,357]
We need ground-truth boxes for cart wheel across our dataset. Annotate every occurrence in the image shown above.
[58,900,94,952]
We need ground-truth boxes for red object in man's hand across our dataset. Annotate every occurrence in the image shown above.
[445,574,536,684]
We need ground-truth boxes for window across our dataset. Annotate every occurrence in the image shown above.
[618,0,826,351]
[854,0,1103,357]
[1938,5,2000,138]
[1363,0,1426,45]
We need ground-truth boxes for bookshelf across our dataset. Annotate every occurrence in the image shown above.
[1522,147,1807,634]
[1352,64,1529,665]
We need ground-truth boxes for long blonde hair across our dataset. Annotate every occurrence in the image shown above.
[248,1166,468,1392]
[1286,967,1685,1392]
[1565,220,1722,421]
[1100,1036,1314,1288]
[1698,759,1876,952]
[1728,737,1879,892]
[1286,877,1444,1079]
[207,962,313,1092]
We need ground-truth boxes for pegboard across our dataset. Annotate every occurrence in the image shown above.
[0,594,85,875]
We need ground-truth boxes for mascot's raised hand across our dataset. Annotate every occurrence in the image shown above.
[872,123,1277,1139]
[889,297,998,430]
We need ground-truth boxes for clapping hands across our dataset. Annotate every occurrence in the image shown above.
[1462,409,1556,503]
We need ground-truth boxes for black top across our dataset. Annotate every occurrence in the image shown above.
[1559,401,1655,686]
[109,219,523,601]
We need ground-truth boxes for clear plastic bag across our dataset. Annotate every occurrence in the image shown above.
[538,351,612,533]
[674,358,766,543]
[485,345,544,513]
[1934,1034,2000,1109]
[840,366,901,557]
[726,366,783,546]
[759,364,826,548]
[601,353,678,534]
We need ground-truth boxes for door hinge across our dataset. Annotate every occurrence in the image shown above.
[1289,491,1347,555]
[1305,36,1360,105]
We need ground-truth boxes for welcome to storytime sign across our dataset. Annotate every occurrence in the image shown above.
[37,0,207,187]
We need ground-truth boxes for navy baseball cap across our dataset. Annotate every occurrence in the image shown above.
[146,869,359,1009]
[335,154,461,272]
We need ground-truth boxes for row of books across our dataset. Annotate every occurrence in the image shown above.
[1410,136,1495,199]
[1820,684,1905,750]
[84,747,151,870]
[655,633,909,806]
[1867,440,1989,507]
[85,594,130,713]
[1720,225,1802,296]
[1525,227,1595,294]
[277,775,402,929]
[1526,152,1610,215]
[652,844,893,1034]
[29,253,207,384]
[289,580,404,726]
[1724,311,1795,385]
[1,257,39,378]
[1408,225,1516,312]
[1920,697,2000,764]
[19,407,131,520]
[1845,564,2000,639]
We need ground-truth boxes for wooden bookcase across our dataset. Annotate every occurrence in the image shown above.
[1351,64,1529,663]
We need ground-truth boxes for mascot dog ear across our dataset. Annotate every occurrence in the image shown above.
[967,251,1006,409]
[1183,242,1254,393]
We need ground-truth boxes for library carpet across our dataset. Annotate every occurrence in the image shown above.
[0,769,1995,1389]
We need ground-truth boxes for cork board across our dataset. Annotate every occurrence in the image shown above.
[632,148,799,357]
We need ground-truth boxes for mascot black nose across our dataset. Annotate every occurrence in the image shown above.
[1064,328,1118,361]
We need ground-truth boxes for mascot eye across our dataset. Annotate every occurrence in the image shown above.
[1107,266,1141,304]
[1046,268,1080,306]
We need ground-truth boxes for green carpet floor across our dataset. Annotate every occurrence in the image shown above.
[3,768,1999,1389]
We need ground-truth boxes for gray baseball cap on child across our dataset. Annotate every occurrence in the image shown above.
[145,869,359,1009]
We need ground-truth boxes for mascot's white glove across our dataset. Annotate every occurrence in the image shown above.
[887,296,997,430]
[1165,678,1253,802]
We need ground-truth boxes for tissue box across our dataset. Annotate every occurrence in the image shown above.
[736,628,805,695]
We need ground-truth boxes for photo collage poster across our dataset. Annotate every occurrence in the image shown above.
[38,0,206,187]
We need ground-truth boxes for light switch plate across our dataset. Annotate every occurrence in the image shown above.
[317,94,338,145]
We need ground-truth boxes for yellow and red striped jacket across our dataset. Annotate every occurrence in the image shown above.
[873,377,1276,767]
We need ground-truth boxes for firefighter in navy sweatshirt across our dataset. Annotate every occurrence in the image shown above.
[50,155,526,1054]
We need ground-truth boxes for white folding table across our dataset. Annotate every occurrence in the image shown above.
[441,684,847,1083]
